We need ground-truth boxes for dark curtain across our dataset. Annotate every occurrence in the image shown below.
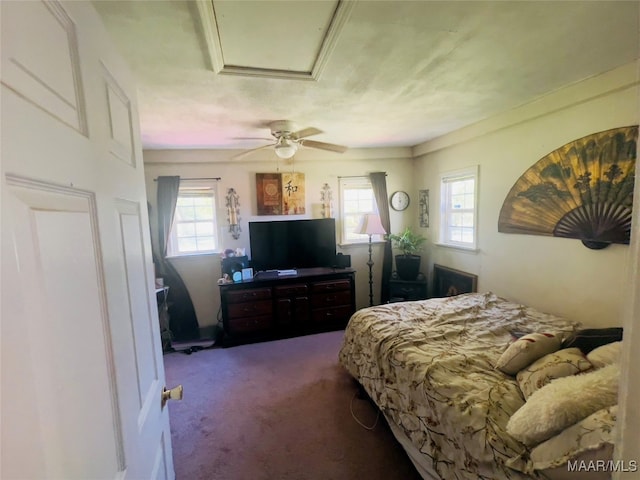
[369,172,393,303]
[155,176,199,341]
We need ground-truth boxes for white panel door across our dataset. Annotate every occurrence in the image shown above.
[1,1,175,479]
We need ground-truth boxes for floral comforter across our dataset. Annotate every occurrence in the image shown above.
[338,292,580,480]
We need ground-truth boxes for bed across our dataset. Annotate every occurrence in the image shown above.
[338,292,620,480]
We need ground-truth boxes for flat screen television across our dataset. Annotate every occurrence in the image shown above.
[249,218,336,271]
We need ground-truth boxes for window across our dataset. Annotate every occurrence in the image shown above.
[167,181,219,256]
[439,166,478,249]
[339,176,383,244]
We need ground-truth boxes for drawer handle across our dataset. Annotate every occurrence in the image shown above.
[326,296,335,303]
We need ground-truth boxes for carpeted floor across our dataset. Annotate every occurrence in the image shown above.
[163,330,423,480]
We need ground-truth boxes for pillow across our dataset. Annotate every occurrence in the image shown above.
[506,363,619,446]
[528,406,617,479]
[506,406,617,477]
[587,341,622,368]
[534,447,615,480]
[561,327,623,354]
[496,332,563,375]
[516,348,593,399]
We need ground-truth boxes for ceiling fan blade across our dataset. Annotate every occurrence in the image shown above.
[231,143,275,160]
[292,127,323,140]
[232,137,274,141]
[300,139,347,153]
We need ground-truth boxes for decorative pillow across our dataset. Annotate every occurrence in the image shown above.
[506,363,619,446]
[534,447,615,480]
[561,327,623,354]
[528,406,617,480]
[516,348,593,399]
[587,341,622,368]
[496,332,563,375]
[506,406,617,476]
[530,405,618,476]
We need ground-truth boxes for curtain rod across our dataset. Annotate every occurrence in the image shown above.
[153,177,221,181]
[338,173,387,179]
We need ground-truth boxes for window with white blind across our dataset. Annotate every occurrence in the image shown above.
[439,166,478,250]
[167,181,219,256]
[338,176,383,244]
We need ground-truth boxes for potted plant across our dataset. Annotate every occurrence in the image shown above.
[387,227,426,280]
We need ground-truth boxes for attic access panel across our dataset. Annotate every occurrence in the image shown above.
[199,1,354,80]
[498,126,638,249]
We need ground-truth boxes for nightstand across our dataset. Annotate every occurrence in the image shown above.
[389,273,427,302]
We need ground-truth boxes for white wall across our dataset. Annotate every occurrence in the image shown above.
[412,62,639,327]
[143,148,415,329]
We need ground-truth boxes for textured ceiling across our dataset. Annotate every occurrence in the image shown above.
[94,1,639,155]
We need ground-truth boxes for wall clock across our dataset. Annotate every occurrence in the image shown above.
[390,190,410,211]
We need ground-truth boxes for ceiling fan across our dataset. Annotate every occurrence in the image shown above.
[232,120,348,160]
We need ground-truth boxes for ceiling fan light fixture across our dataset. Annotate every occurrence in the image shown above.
[274,138,298,159]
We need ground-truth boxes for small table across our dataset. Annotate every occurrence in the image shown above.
[389,273,427,302]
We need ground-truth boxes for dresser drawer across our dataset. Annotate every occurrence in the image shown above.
[227,315,273,335]
[311,290,352,308]
[219,269,355,345]
[226,287,272,304]
[274,284,308,297]
[228,299,273,319]
[311,305,353,323]
[310,279,351,293]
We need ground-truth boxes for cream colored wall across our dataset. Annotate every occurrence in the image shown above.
[412,62,639,327]
[144,149,415,329]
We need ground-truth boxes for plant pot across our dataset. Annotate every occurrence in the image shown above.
[395,254,421,281]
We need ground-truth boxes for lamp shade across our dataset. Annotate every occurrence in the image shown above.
[274,138,298,159]
[354,213,387,235]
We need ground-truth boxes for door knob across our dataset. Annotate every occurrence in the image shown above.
[161,385,183,408]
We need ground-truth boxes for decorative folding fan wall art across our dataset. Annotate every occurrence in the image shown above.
[498,126,638,249]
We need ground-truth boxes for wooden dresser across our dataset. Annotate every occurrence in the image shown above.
[219,267,356,345]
